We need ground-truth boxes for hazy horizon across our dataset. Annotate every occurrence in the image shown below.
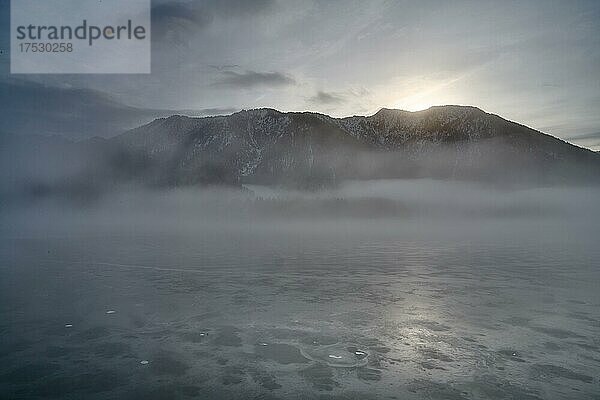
[1,2,599,399]
[2,1,600,150]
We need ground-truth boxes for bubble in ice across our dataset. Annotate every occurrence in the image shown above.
[140,360,149,365]
[300,344,369,368]
[106,310,116,314]
[347,346,368,360]
[65,324,73,328]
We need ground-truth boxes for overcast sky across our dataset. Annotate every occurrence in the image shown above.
[1,0,600,149]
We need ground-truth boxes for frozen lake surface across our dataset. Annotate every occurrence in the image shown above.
[0,186,599,399]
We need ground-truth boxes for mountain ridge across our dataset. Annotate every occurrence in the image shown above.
[2,105,599,200]
[129,105,594,154]
[112,105,600,187]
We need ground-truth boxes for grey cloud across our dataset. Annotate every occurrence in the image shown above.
[209,64,241,71]
[209,0,276,18]
[151,0,276,41]
[0,79,238,139]
[213,71,295,88]
[152,0,275,23]
[151,2,212,42]
[152,3,205,24]
[566,132,600,141]
[310,91,346,105]
[0,79,147,139]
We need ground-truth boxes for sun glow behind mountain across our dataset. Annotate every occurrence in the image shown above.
[393,100,436,112]
[387,75,463,112]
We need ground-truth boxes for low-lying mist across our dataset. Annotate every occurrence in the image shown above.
[2,179,599,400]
[2,179,599,242]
